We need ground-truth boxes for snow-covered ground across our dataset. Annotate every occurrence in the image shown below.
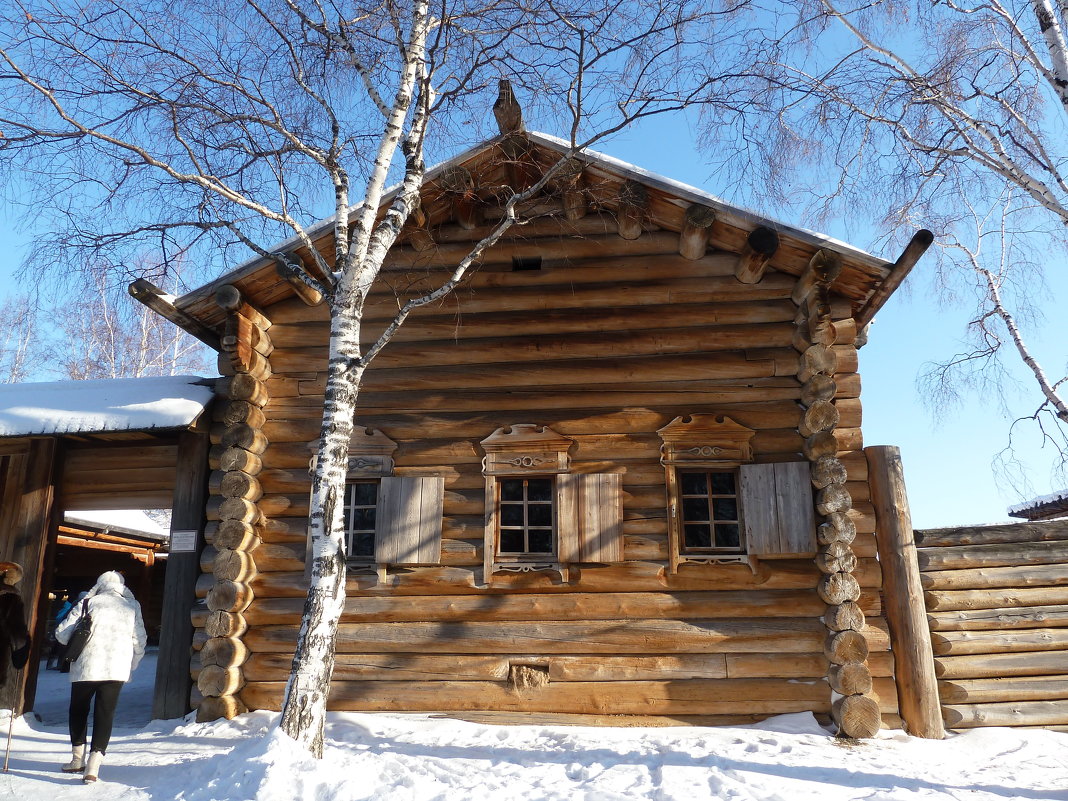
[2,654,1066,801]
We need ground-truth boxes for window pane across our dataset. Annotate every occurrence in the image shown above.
[499,530,525,553]
[500,479,524,501]
[712,497,738,521]
[684,524,711,549]
[528,529,553,554]
[350,532,374,558]
[682,497,710,523]
[680,472,707,495]
[352,482,378,506]
[526,478,553,502]
[709,472,735,495]
[352,507,376,531]
[527,503,552,527]
[501,504,525,527]
[715,523,741,549]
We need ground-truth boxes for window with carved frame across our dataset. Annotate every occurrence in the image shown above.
[658,414,756,572]
[658,414,816,572]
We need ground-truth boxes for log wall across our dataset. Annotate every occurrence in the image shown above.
[916,519,1068,730]
[197,220,894,725]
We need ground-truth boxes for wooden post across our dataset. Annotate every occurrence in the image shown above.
[153,429,211,720]
[865,445,945,739]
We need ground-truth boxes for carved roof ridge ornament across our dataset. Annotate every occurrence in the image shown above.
[480,423,573,475]
[657,414,756,465]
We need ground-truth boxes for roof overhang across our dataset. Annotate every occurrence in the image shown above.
[164,131,931,337]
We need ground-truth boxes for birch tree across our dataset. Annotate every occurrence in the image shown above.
[700,0,1068,480]
[0,0,751,754]
[47,271,212,378]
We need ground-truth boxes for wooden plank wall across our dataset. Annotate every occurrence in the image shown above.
[197,226,896,725]
[916,520,1068,730]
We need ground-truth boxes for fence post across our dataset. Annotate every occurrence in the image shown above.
[865,445,945,739]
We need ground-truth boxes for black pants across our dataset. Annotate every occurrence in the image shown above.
[69,681,123,754]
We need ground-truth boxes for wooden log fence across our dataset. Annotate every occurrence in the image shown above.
[914,517,1068,729]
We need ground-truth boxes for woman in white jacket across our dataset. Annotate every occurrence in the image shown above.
[55,570,147,783]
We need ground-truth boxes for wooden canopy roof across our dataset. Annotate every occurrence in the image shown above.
[158,131,931,341]
[1008,491,1068,521]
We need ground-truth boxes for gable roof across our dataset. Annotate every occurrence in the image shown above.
[0,375,215,437]
[169,131,927,333]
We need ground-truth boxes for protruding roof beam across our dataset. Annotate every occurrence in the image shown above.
[678,204,716,260]
[855,230,935,328]
[129,278,221,351]
[734,226,780,284]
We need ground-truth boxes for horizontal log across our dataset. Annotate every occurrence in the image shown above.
[301,351,806,395]
[199,636,249,669]
[240,651,865,684]
[270,300,800,349]
[383,231,685,269]
[917,540,1068,571]
[930,627,1068,656]
[260,400,862,445]
[916,519,1068,547]
[65,445,179,471]
[268,374,864,417]
[365,272,797,321]
[938,675,1068,704]
[924,586,1068,612]
[934,650,1068,679]
[246,558,884,598]
[921,564,1068,591]
[195,694,248,722]
[241,589,874,625]
[197,665,246,697]
[243,618,836,654]
[928,605,1068,631]
[942,699,1068,728]
[276,323,799,373]
[240,677,831,716]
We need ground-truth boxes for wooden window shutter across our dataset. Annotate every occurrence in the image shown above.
[740,461,815,556]
[558,473,623,563]
[374,476,444,565]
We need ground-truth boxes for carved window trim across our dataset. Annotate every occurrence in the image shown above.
[307,427,398,577]
[481,424,573,583]
[657,414,756,573]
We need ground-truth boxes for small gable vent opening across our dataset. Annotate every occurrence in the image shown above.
[511,256,543,271]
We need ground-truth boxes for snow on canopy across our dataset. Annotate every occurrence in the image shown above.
[1008,489,1068,521]
[64,508,169,540]
[0,375,215,437]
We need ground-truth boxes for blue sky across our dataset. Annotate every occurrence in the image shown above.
[0,115,1064,529]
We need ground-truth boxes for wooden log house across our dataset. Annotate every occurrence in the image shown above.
[136,129,934,737]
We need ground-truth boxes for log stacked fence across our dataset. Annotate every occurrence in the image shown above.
[916,518,1068,730]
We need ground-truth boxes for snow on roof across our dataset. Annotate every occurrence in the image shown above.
[64,508,169,540]
[183,130,888,300]
[1008,489,1068,520]
[0,375,215,437]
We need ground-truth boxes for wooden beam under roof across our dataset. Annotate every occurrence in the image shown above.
[129,278,222,350]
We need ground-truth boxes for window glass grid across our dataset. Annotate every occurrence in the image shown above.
[498,477,555,556]
[343,481,378,559]
[679,470,742,553]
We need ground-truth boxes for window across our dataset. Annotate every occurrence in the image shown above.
[343,480,379,560]
[498,476,556,556]
[658,414,816,571]
[480,424,623,583]
[678,470,742,553]
[307,427,444,575]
